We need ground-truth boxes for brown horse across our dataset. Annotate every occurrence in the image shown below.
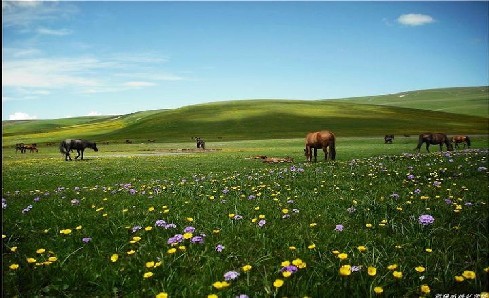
[451,135,471,149]
[305,131,336,162]
[415,133,453,153]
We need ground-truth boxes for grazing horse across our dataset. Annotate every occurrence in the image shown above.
[196,137,206,150]
[384,134,394,144]
[24,145,38,153]
[15,143,26,153]
[451,135,471,149]
[60,139,98,161]
[305,131,336,162]
[415,133,453,153]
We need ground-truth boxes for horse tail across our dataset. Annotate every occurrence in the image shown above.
[59,141,67,154]
[415,134,424,151]
[465,136,471,148]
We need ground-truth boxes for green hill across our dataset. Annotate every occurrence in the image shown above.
[2,87,488,147]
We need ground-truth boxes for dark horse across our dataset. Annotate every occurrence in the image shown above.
[60,139,98,161]
[384,134,394,144]
[451,135,471,149]
[415,133,453,153]
[305,131,336,162]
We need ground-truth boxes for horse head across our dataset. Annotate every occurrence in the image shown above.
[92,143,99,152]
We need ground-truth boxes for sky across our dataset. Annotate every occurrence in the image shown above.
[2,1,489,120]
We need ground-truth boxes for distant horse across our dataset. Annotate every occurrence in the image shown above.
[305,131,336,162]
[196,137,206,150]
[125,139,133,144]
[24,144,38,153]
[415,133,453,153]
[15,143,26,153]
[451,135,471,149]
[60,139,98,161]
[384,134,394,144]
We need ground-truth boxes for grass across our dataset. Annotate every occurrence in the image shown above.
[2,138,488,297]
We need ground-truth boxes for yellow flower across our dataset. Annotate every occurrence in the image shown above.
[2,234,6,239]
[289,246,297,250]
[26,257,37,263]
[282,208,289,214]
[373,286,384,294]
[148,206,155,212]
[420,284,430,294]
[308,243,316,249]
[145,226,153,231]
[357,246,367,252]
[454,275,465,282]
[146,261,155,268]
[213,229,221,234]
[167,248,177,254]
[129,236,142,243]
[183,232,193,239]
[339,265,351,276]
[212,281,230,290]
[127,250,136,255]
[415,266,426,273]
[462,270,476,280]
[75,225,82,230]
[36,248,46,254]
[60,229,72,235]
[387,264,398,270]
[293,258,306,269]
[242,264,252,272]
[337,253,348,260]
[9,264,20,270]
[143,272,154,278]
[273,279,284,288]
[10,246,17,252]
[48,256,57,262]
[366,223,373,228]
[186,217,194,222]
[207,295,218,298]
[110,254,119,262]
[282,271,292,277]
[281,260,291,267]
[368,266,377,276]
[332,250,340,255]
[425,248,432,253]
[155,293,168,298]
[392,271,403,279]
[484,267,489,273]
[178,245,186,251]
[228,213,235,218]
[309,223,317,227]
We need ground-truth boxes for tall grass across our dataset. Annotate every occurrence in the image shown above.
[2,139,488,297]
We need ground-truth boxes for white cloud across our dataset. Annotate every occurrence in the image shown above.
[37,27,73,36]
[124,81,157,87]
[397,14,435,26]
[86,111,102,117]
[9,112,38,120]
[2,1,78,28]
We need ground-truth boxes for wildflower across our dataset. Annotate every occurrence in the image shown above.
[213,281,230,290]
[242,264,252,272]
[258,219,266,227]
[308,243,316,249]
[207,295,218,298]
[143,272,154,278]
[393,271,403,279]
[418,214,435,225]
[10,246,17,252]
[184,226,195,233]
[415,266,426,273]
[425,248,433,253]
[339,265,351,276]
[75,225,82,230]
[215,244,225,252]
[145,226,152,231]
[148,206,155,212]
[337,253,348,260]
[110,254,119,262]
[146,261,155,268]
[366,223,373,228]
[82,237,92,243]
[273,279,284,288]
[292,258,306,269]
[27,257,37,263]
[191,236,204,244]
[130,236,142,243]
[9,264,20,270]
[420,284,430,294]
[71,199,80,205]
[309,223,317,227]
[48,256,57,262]
[373,286,384,294]
[387,264,398,270]
[167,248,177,254]
[357,246,367,252]
[127,250,136,255]
[224,270,240,281]
[462,270,476,280]
[454,275,464,282]
[36,248,46,254]
[334,224,344,232]
[132,226,142,233]
[368,266,377,276]
[155,293,168,298]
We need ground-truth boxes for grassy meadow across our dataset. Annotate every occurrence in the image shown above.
[2,86,489,297]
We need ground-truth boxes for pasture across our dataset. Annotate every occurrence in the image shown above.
[2,137,488,297]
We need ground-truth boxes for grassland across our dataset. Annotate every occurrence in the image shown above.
[2,86,489,297]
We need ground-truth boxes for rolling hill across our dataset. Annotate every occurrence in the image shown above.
[2,87,488,147]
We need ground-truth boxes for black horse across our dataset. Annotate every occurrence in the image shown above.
[60,139,98,161]
[415,133,453,153]
[384,135,394,144]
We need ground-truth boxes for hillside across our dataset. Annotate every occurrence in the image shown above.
[2,87,488,147]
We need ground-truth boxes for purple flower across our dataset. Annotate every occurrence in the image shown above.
[407,174,415,180]
[233,215,243,220]
[222,188,229,194]
[215,244,225,252]
[224,270,240,281]
[33,196,40,202]
[183,226,195,233]
[433,181,442,187]
[281,265,298,273]
[390,193,400,199]
[155,219,167,227]
[414,188,421,194]
[444,199,452,205]
[132,225,142,233]
[248,195,256,200]
[351,265,362,272]
[236,295,249,298]
[168,234,183,244]
[335,224,344,232]
[82,237,92,243]
[165,223,177,229]
[478,166,487,172]
[191,236,204,244]
[418,214,435,226]
[258,219,266,227]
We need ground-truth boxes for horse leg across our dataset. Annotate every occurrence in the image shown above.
[323,146,328,161]
[75,149,81,159]
[313,148,318,162]
[425,143,430,153]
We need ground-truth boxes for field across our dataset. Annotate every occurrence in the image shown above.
[2,137,489,297]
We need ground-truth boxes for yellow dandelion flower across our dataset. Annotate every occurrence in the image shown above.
[373,286,383,294]
[9,264,20,270]
[339,265,351,276]
[368,266,377,276]
[10,246,17,252]
[366,223,373,228]
[332,250,340,255]
[48,256,57,262]
[155,292,168,298]
[308,243,316,249]
[282,271,292,278]
[281,260,291,267]
[183,232,193,239]
[393,271,403,279]
[2,234,6,239]
[282,208,289,214]
[309,223,317,227]
[145,226,153,231]
[60,229,72,235]
[143,272,154,278]
[36,248,46,254]
[259,214,265,219]
[425,248,432,253]
[110,254,119,262]
[213,229,220,234]
[415,266,426,273]
[387,264,398,270]
[337,253,348,260]
[289,246,297,250]
[178,245,186,251]
[462,270,476,280]
[75,225,82,230]
[212,281,230,290]
[242,264,252,272]
[357,246,367,252]
[167,248,177,254]
[155,261,162,267]
[26,257,37,263]
[127,250,136,255]
[186,217,193,222]
[454,275,465,282]
[420,284,430,294]
[148,206,155,212]
[273,279,284,288]
[207,295,217,298]
[146,261,155,268]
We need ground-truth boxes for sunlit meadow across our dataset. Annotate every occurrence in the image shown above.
[2,141,488,297]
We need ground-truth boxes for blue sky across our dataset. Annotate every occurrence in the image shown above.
[2,1,488,120]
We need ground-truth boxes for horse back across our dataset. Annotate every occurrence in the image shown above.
[306,131,335,147]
